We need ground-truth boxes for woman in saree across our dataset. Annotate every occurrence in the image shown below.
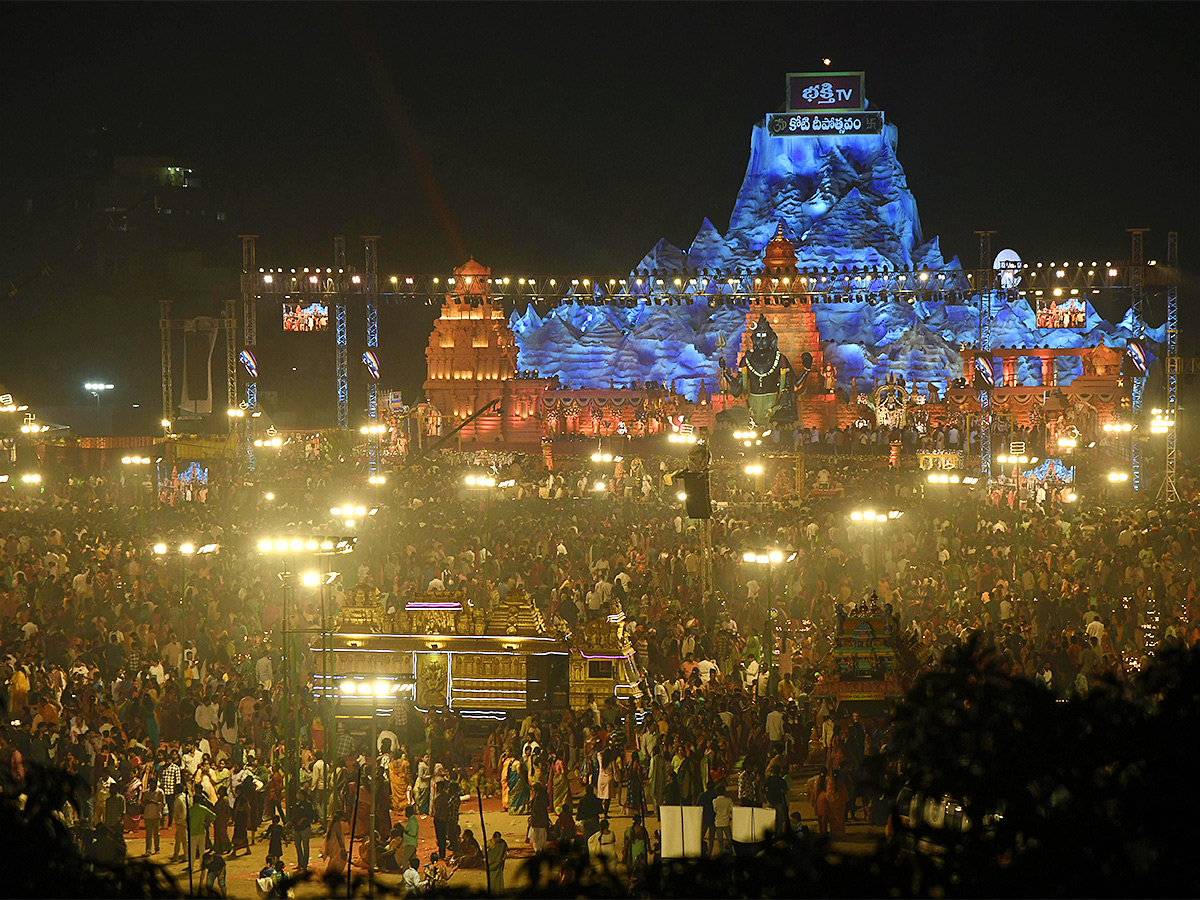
[483,731,500,785]
[505,755,529,815]
[323,812,348,878]
[547,752,570,816]
[623,755,645,816]
[413,753,432,815]
[499,750,513,811]
[389,747,411,813]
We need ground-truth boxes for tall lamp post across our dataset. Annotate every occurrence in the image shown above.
[995,454,1039,520]
[849,510,902,590]
[464,474,497,563]
[741,547,797,675]
[336,676,406,897]
[153,539,219,895]
[257,536,357,816]
[744,463,764,501]
[84,381,113,411]
[361,422,387,477]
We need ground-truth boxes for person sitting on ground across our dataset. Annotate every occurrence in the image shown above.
[455,829,484,868]
[403,857,427,894]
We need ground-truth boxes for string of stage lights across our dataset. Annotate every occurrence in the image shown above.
[248,259,1164,307]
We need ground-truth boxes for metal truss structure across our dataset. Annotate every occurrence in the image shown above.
[334,236,348,429]
[240,235,258,470]
[364,236,380,473]
[244,261,1157,307]
[1159,231,1180,502]
[1128,229,1147,491]
[975,231,995,480]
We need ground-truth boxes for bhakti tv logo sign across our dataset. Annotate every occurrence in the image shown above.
[786,72,866,112]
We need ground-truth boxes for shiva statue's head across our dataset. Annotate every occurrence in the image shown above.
[749,315,779,356]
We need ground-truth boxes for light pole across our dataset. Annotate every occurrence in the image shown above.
[744,463,764,501]
[336,677,405,896]
[849,510,901,590]
[741,547,797,676]
[121,456,153,536]
[257,536,357,816]
[84,381,113,412]
[464,474,497,562]
[153,538,218,895]
[360,422,386,477]
[329,502,379,532]
[996,454,1039,520]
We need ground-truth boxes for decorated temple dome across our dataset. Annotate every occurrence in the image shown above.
[450,256,492,298]
[761,221,799,276]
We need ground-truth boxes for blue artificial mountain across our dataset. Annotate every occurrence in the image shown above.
[512,109,1154,399]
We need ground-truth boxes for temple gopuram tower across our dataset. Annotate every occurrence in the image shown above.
[422,258,547,444]
[740,222,823,377]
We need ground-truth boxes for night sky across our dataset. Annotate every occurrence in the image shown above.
[1,2,1196,413]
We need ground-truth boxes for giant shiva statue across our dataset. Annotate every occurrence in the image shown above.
[719,314,803,428]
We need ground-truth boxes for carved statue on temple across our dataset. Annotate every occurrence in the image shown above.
[719,315,799,428]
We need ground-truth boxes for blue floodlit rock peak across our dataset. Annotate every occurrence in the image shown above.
[511,108,1152,400]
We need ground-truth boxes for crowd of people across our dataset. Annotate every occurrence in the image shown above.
[1,438,1198,893]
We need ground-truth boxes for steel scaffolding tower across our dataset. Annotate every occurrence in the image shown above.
[240,235,258,470]
[335,236,348,429]
[1159,231,1180,502]
[364,235,380,473]
[1128,229,1147,491]
[224,299,238,413]
[160,299,173,424]
[975,230,995,480]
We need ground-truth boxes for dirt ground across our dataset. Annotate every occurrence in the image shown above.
[126,776,883,897]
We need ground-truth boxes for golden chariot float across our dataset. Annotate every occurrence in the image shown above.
[311,583,641,717]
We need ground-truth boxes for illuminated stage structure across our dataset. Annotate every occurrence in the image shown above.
[216,73,1179,487]
[311,584,641,717]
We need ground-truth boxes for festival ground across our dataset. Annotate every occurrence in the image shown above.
[132,767,877,897]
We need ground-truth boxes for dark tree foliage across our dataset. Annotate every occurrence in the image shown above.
[882,634,1200,897]
[0,762,183,898]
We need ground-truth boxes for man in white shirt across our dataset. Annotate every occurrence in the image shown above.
[711,787,735,857]
[194,697,218,734]
[765,705,785,751]
[1085,618,1105,641]
[742,657,760,693]
[255,654,273,691]
[696,657,718,684]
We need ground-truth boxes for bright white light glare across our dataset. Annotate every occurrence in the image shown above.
[179,543,195,555]
[330,507,342,516]
[289,540,303,551]
[742,551,756,563]
[344,519,355,528]
[340,681,357,695]
[355,683,373,695]
[354,506,366,516]
[274,540,288,551]
[154,543,168,555]
[372,680,390,697]
[769,550,783,563]
[302,572,320,587]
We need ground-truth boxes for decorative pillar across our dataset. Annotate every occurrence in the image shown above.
[1040,356,1055,387]
[1002,358,1017,387]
